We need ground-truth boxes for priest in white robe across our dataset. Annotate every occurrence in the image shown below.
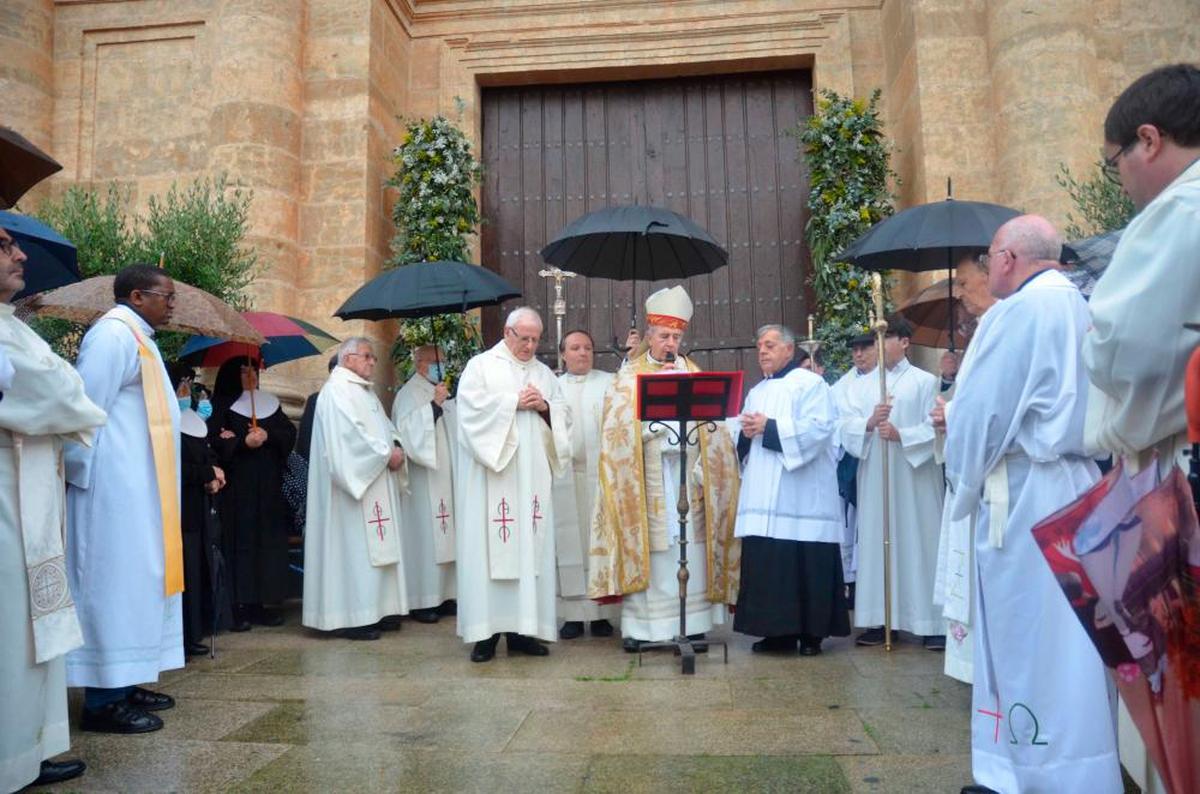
[830,333,877,599]
[589,286,741,652]
[837,315,944,647]
[946,215,1121,794]
[65,264,184,734]
[733,325,849,656]
[392,344,456,624]
[455,307,572,662]
[0,229,104,790]
[303,337,409,641]
[553,329,620,640]
[931,254,998,684]
[1082,65,1200,794]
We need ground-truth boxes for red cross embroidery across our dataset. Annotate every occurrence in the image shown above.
[368,501,390,541]
[435,498,450,533]
[531,495,543,533]
[493,498,513,543]
[977,695,1004,744]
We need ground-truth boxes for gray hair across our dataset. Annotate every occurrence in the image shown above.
[410,343,442,363]
[337,336,374,365]
[755,324,796,345]
[505,306,543,330]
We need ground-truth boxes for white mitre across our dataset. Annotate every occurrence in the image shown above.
[645,285,693,330]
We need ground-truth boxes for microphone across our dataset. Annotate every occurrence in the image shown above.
[664,352,676,362]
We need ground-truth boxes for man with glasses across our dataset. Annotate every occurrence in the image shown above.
[302,337,410,640]
[1083,62,1200,794]
[64,264,184,734]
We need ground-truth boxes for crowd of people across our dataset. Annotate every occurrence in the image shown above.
[2,62,1198,794]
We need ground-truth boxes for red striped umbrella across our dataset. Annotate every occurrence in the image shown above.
[179,311,339,369]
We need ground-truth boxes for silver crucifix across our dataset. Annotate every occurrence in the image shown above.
[538,266,577,372]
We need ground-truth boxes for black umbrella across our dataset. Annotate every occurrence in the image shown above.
[334,260,521,321]
[835,181,1020,350]
[1,210,81,300]
[539,204,728,328]
[0,127,62,210]
[1062,229,1123,300]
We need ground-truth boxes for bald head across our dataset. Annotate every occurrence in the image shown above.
[986,214,1062,299]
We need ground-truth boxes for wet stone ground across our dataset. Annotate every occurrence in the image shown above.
[38,604,973,792]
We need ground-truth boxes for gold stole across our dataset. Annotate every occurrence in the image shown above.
[111,312,184,596]
[587,353,742,604]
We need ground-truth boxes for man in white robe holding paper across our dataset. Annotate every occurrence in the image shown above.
[553,329,619,640]
[65,264,184,734]
[304,337,409,641]
[733,325,849,656]
[837,315,944,648]
[0,228,104,790]
[946,215,1121,794]
[455,307,571,663]
[392,344,456,624]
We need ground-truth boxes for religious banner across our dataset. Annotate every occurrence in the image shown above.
[361,472,401,567]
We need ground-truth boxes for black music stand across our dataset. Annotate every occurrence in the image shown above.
[635,369,743,674]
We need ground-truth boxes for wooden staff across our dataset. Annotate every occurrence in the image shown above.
[871,273,893,652]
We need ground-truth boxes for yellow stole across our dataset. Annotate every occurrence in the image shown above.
[111,311,184,596]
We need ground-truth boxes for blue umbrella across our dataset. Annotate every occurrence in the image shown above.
[0,210,80,300]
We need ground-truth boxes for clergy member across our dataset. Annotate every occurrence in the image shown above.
[946,215,1121,794]
[733,325,849,656]
[554,329,619,640]
[392,344,457,624]
[589,286,741,652]
[455,307,571,662]
[303,337,409,640]
[0,228,103,790]
[930,254,998,684]
[830,332,877,604]
[65,264,184,734]
[837,315,944,648]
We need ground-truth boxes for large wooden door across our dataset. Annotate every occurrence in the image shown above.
[480,71,814,380]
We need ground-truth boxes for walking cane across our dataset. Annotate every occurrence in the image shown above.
[871,274,893,652]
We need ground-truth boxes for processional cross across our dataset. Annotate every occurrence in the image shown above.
[538,266,577,373]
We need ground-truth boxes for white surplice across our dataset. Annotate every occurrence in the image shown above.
[303,366,408,631]
[454,341,571,643]
[64,305,183,688]
[831,366,869,583]
[0,306,105,793]
[392,374,457,611]
[735,366,842,542]
[838,357,943,635]
[554,369,620,624]
[946,269,1121,794]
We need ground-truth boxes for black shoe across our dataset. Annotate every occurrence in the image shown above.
[338,625,381,641]
[251,606,285,627]
[559,621,584,640]
[855,627,885,647]
[471,634,500,663]
[924,634,946,651]
[127,686,175,712]
[622,637,643,653]
[377,615,404,631]
[80,701,163,734]
[229,617,252,632]
[32,758,87,786]
[751,636,797,654]
[408,608,440,624]
[506,633,549,656]
[437,599,458,616]
[799,635,823,656]
[185,641,210,657]
[687,633,709,653]
[590,619,615,637]
[961,786,999,794]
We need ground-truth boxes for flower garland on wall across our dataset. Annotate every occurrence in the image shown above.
[798,89,897,377]
[387,110,485,384]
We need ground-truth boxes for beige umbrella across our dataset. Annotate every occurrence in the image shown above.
[897,277,978,350]
[24,275,264,344]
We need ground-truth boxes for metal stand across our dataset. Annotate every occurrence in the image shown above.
[538,266,576,373]
[635,418,729,674]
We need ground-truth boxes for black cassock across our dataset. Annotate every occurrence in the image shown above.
[181,429,231,642]
[210,405,297,606]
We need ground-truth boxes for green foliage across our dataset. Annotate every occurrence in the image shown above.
[1055,162,1135,238]
[31,176,257,361]
[797,89,896,376]
[387,110,486,385]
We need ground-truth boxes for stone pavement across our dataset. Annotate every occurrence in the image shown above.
[42,605,973,793]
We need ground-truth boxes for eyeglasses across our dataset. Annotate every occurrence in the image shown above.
[1101,141,1135,185]
[976,249,1013,269]
[0,237,23,256]
[505,328,540,345]
[346,352,377,361]
[139,288,177,305]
